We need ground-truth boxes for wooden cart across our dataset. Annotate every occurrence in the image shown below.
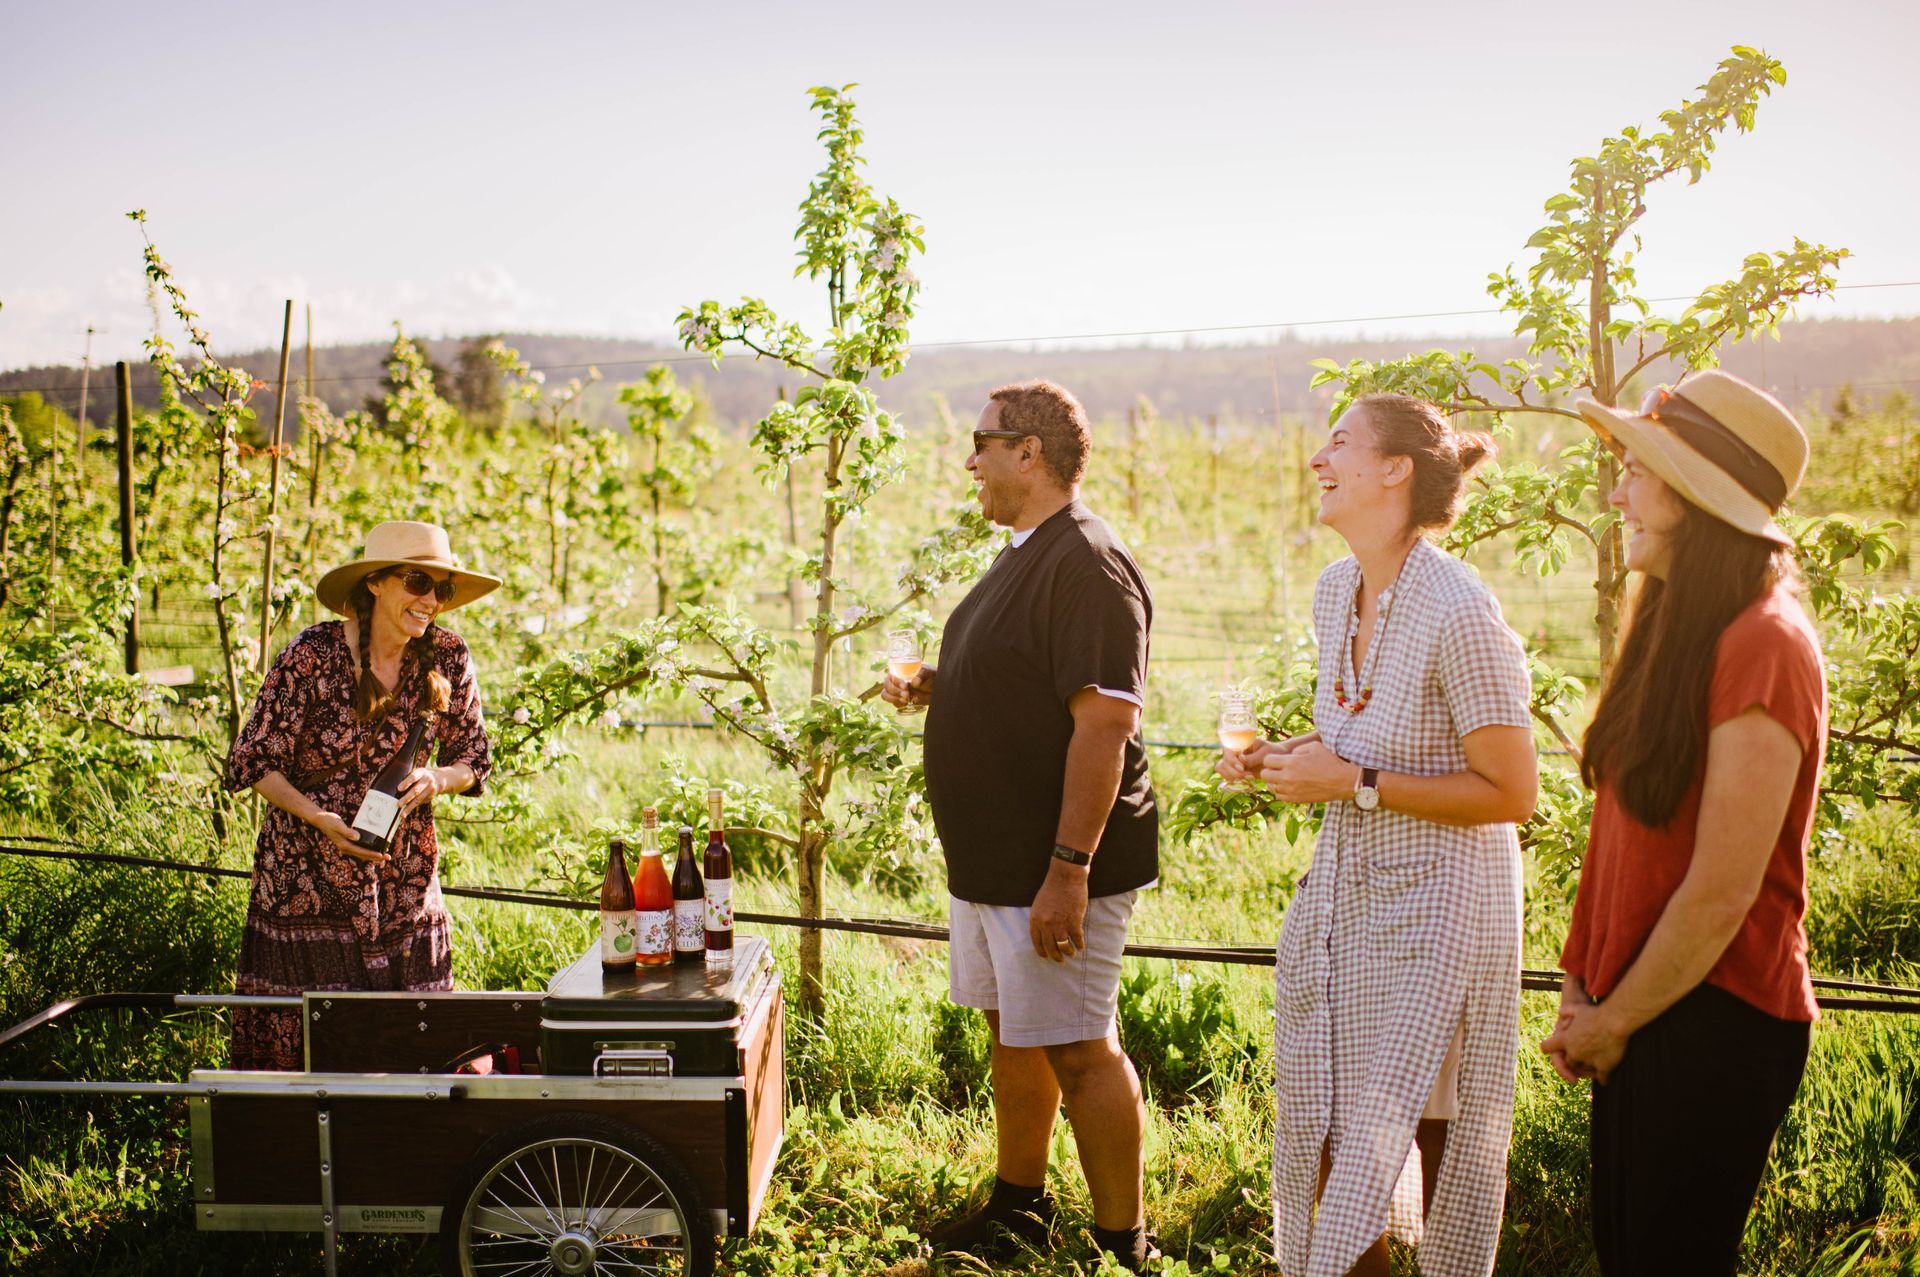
[0,935,785,1277]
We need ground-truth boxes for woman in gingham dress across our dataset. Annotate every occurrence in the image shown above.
[1220,394,1536,1277]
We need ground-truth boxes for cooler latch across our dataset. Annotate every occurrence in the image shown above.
[593,1043,676,1078]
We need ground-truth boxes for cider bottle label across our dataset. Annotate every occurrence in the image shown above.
[637,909,672,960]
[674,900,704,954]
[600,910,637,966]
[704,879,733,931]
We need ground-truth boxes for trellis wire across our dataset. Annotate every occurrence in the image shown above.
[3,840,1917,1015]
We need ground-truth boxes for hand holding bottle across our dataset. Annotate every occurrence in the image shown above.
[311,810,389,864]
[396,764,466,814]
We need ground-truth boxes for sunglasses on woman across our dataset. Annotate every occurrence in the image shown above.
[381,568,457,603]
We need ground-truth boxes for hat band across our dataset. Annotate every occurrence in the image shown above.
[1651,392,1789,510]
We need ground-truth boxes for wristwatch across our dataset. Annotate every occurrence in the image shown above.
[1353,767,1381,812]
[1051,843,1093,867]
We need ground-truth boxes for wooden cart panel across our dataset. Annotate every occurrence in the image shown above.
[304,990,544,1074]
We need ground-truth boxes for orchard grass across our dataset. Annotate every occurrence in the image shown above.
[5,745,1920,1275]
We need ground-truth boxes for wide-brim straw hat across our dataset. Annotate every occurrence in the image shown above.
[315,521,502,616]
[1575,369,1809,548]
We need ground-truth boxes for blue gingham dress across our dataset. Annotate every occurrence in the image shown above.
[1271,539,1531,1277]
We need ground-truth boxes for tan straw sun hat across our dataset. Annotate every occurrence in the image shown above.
[1575,369,1809,548]
[315,521,502,616]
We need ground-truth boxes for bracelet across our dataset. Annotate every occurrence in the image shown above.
[1051,843,1093,867]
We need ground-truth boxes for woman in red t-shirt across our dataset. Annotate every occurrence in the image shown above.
[1541,369,1825,1277]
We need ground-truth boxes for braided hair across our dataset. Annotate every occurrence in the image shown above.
[348,574,453,732]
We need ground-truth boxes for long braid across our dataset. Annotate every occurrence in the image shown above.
[401,621,452,766]
[350,585,395,722]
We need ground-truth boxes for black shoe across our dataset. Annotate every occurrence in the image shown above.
[1091,1225,1162,1273]
[927,1191,1054,1259]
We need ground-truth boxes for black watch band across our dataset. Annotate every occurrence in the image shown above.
[1362,767,1380,788]
[1051,843,1093,867]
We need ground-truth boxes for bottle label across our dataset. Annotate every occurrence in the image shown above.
[674,901,704,953]
[600,911,637,966]
[704,879,733,932]
[637,909,673,958]
[352,789,402,841]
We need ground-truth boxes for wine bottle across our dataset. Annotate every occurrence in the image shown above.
[599,838,637,972]
[672,825,705,964]
[703,788,734,971]
[634,807,674,968]
[350,718,428,855]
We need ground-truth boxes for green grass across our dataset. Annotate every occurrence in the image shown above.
[5,733,1920,1276]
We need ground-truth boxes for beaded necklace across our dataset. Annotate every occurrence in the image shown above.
[1332,547,1417,715]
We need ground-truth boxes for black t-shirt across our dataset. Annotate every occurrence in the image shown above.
[923,501,1158,906]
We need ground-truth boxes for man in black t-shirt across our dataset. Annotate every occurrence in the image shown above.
[882,380,1157,1272]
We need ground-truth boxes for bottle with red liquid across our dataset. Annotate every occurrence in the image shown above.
[633,807,674,968]
[703,788,734,972]
[672,826,705,965]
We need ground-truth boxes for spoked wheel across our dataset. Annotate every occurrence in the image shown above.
[440,1112,715,1277]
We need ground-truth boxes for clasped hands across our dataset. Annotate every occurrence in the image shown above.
[1539,975,1628,1084]
[1216,736,1362,804]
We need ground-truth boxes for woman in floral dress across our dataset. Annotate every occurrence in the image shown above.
[223,521,499,1071]
[1219,395,1537,1277]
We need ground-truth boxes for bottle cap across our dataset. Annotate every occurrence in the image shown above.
[641,806,659,829]
[608,838,627,853]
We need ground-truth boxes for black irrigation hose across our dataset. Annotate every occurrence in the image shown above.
[6,841,1920,1015]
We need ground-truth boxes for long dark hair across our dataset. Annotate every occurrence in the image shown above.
[1581,500,1794,826]
[348,572,452,723]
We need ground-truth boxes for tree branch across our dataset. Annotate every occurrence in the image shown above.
[1616,344,1674,390]
[1829,727,1920,755]
[1532,706,1584,767]
[69,712,196,742]
[1440,400,1586,423]
[829,589,923,643]
[728,331,829,382]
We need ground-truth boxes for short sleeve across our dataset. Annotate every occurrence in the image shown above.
[1437,587,1533,738]
[1709,607,1823,754]
[223,632,318,792]
[434,634,493,798]
[1048,551,1150,707]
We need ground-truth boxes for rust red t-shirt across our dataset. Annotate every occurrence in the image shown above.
[1560,585,1826,1023]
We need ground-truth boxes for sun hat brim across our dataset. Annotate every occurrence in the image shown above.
[314,559,503,617]
[1575,398,1793,548]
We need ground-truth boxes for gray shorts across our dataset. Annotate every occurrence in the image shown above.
[948,892,1136,1047]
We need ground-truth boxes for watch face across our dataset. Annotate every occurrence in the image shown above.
[1355,787,1379,812]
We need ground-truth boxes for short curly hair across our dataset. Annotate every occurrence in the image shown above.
[987,380,1091,488]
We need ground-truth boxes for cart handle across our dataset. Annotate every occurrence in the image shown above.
[0,992,301,1055]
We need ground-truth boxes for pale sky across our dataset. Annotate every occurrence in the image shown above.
[3,0,1916,370]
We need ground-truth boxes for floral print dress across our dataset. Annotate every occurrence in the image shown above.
[222,621,491,1070]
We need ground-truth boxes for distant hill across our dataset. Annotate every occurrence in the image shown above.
[6,315,1915,435]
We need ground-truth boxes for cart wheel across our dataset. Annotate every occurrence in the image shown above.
[439,1111,715,1277]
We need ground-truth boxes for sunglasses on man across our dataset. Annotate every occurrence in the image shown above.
[381,568,457,604]
[972,428,1032,453]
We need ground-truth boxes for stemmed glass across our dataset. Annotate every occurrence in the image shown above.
[886,629,925,715]
[1217,689,1259,788]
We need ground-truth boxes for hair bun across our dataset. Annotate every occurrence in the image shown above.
[1454,431,1496,472]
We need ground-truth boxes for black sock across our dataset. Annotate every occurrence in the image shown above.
[1092,1223,1148,1267]
[986,1176,1049,1216]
